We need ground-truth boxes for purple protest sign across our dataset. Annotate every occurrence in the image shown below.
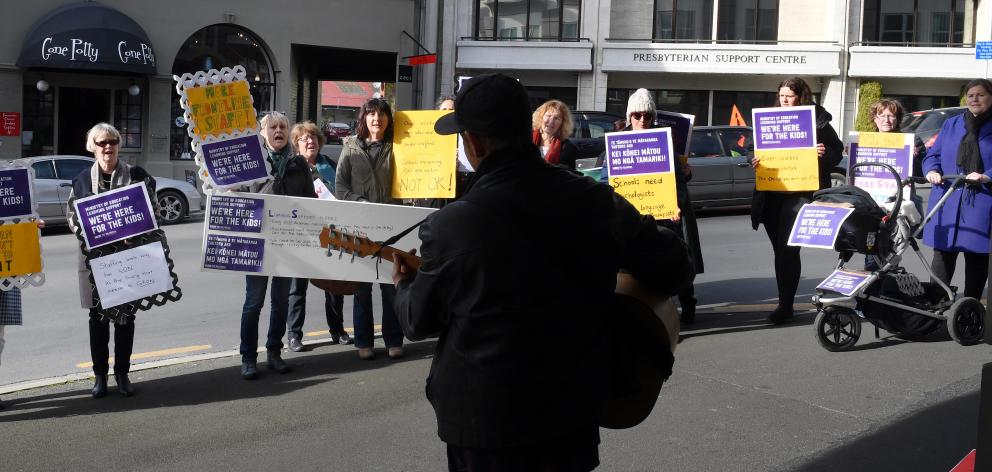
[203,234,264,272]
[208,195,264,233]
[752,106,816,150]
[0,168,33,219]
[654,111,694,156]
[73,182,158,249]
[200,135,269,187]
[787,204,854,249]
[604,128,674,177]
[817,269,872,296]
[849,143,912,179]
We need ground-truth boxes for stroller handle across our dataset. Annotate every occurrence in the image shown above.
[850,162,903,224]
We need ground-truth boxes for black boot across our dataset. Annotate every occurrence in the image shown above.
[115,373,135,397]
[241,360,258,380]
[768,305,795,325]
[92,374,108,398]
[267,350,290,374]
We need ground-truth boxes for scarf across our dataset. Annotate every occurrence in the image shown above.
[532,129,562,165]
[957,110,992,203]
[89,160,131,194]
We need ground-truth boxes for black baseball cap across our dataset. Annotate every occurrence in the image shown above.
[434,73,531,138]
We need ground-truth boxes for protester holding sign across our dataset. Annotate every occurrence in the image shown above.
[751,77,843,324]
[532,100,579,170]
[335,98,405,360]
[922,78,992,299]
[238,112,316,379]
[609,88,702,324]
[0,217,44,411]
[285,121,351,351]
[66,123,157,398]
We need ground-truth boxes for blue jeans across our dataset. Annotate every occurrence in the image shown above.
[353,282,403,349]
[287,278,346,339]
[240,275,291,361]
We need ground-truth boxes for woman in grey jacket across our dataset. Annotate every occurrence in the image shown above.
[335,98,404,360]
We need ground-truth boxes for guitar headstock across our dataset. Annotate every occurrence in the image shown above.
[319,225,379,257]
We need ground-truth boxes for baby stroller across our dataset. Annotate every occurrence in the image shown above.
[810,163,985,351]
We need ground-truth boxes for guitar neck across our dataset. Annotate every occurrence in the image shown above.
[376,245,422,270]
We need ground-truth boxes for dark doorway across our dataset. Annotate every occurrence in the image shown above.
[58,87,110,156]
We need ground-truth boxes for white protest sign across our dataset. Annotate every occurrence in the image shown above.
[90,241,174,308]
[202,192,435,283]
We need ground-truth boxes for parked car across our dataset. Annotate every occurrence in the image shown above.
[901,106,966,150]
[576,125,757,210]
[570,111,624,160]
[14,155,203,226]
[323,122,351,144]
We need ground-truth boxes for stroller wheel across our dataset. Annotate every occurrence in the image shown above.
[946,297,984,346]
[814,307,861,352]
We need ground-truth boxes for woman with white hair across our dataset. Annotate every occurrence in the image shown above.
[66,122,157,399]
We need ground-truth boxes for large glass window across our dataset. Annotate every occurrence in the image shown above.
[169,24,274,160]
[885,94,959,112]
[475,0,580,40]
[114,90,142,148]
[654,0,714,41]
[717,0,778,42]
[525,86,577,111]
[21,85,54,157]
[863,0,975,45]
[712,91,777,126]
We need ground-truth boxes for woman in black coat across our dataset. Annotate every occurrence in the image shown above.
[750,77,843,324]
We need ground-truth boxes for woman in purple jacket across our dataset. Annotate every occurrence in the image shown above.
[922,78,992,299]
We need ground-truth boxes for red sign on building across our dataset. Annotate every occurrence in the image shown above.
[0,112,20,137]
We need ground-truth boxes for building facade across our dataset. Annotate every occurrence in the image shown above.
[442,0,992,136]
[0,0,438,182]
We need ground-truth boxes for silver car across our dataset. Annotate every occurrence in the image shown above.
[14,155,203,226]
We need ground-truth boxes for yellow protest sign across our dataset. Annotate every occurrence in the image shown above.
[610,173,679,220]
[0,222,42,277]
[859,131,907,149]
[391,111,458,198]
[755,148,820,191]
[185,81,257,139]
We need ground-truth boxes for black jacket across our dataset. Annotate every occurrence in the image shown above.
[750,104,844,230]
[394,142,689,449]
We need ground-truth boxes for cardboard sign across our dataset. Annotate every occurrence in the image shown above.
[201,193,435,283]
[391,110,458,198]
[0,222,42,278]
[816,269,872,296]
[73,183,158,249]
[654,111,694,157]
[752,106,819,191]
[605,128,679,220]
[184,81,257,139]
[0,168,34,219]
[90,241,174,308]
[199,134,269,188]
[849,131,914,205]
[207,195,264,233]
[787,203,854,249]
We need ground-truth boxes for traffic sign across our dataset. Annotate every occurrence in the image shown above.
[976,41,992,60]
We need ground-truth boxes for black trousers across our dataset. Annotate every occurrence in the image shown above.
[88,309,135,376]
[761,193,808,309]
[445,427,599,472]
[287,278,346,341]
[931,249,990,299]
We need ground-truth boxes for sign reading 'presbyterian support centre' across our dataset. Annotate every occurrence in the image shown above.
[601,44,842,75]
[632,52,810,65]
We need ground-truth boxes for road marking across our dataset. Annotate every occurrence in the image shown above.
[304,326,366,338]
[76,344,212,369]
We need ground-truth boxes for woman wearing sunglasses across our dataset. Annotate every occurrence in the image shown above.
[750,77,844,324]
[65,123,158,398]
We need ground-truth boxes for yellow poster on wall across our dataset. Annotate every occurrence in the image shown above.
[391,111,458,199]
[0,222,42,278]
[754,148,821,192]
[185,81,257,139]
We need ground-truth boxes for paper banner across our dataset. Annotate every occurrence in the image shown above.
[90,241,174,309]
[0,222,42,278]
[73,182,158,250]
[201,193,435,283]
[817,269,872,296]
[0,167,34,219]
[787,203,855,249]
[753,106,819,191]
[391,110,458,198]
[605,128,679,220]
[848,131,914,205]
[173,66,272,192]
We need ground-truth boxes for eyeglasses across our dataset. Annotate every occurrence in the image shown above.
[630,112,653,121]
[94,139,120,147]
[874,114,897,121]
[297,135,316,143]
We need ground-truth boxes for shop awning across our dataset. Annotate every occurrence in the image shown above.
[16,1,157,74]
